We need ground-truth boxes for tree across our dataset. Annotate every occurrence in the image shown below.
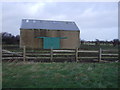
[2,32,20,44]
[81,40,85,45]
[15,35,20,44]
[112,39,119,47]
[95,39,100,46]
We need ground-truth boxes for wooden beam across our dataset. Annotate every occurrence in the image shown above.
[23,46,26,61]
[50,48,53,62]
[75,48,78,62]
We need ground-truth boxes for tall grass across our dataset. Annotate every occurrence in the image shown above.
[2,62,118,88]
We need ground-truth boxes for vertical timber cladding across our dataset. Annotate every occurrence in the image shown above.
[42,30,80,49]
[20,29,34,48]
[33,29,45,48]
[20,29,80,49]
[43,30,61,49]
[60,30,80,49]
[45,30,60,37]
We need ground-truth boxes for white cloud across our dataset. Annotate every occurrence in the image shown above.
[50,14,67,20]
[80,7,97,18]
[81,27,118,41]
[28,3,45,15]
[76,6,117,29]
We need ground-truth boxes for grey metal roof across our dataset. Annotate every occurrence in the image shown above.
[20,19,79,31]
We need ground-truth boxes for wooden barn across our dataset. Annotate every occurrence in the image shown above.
[20,19,80,49]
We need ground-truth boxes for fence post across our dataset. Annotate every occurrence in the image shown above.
[50,48,53,62]
[75,48,78,62]
[98,48,102,62]
[23,46,26,61]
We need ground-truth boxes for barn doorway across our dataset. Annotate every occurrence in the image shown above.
[43,37,60,49]
[35,37,67,49]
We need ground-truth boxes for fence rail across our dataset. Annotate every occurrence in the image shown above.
[2,47,119,62]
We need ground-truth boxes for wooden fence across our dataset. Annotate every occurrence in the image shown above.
[2,46,119,62]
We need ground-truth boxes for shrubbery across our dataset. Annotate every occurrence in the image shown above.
[2,32,20,44]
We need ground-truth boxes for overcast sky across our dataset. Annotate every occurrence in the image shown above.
[2,2,118,41]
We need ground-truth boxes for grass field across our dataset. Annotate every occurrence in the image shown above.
[2,62,118,88]
[2,44,118,51]
[80,44,118,50]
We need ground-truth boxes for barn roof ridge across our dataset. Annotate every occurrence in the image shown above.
[22,19,75,23]
[20,19,80,31]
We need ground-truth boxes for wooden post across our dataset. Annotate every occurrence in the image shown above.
[99,48,102,62]
[75,48,78,62]
[23,46,26,61]
[50,48,53,62]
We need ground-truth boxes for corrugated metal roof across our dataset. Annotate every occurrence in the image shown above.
[20,19,79,31]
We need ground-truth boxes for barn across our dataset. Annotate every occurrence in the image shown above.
[20,19,80,49]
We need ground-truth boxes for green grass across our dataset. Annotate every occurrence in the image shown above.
[2,62,118,88]
[3,44,118,51]
[80,44,118,50]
